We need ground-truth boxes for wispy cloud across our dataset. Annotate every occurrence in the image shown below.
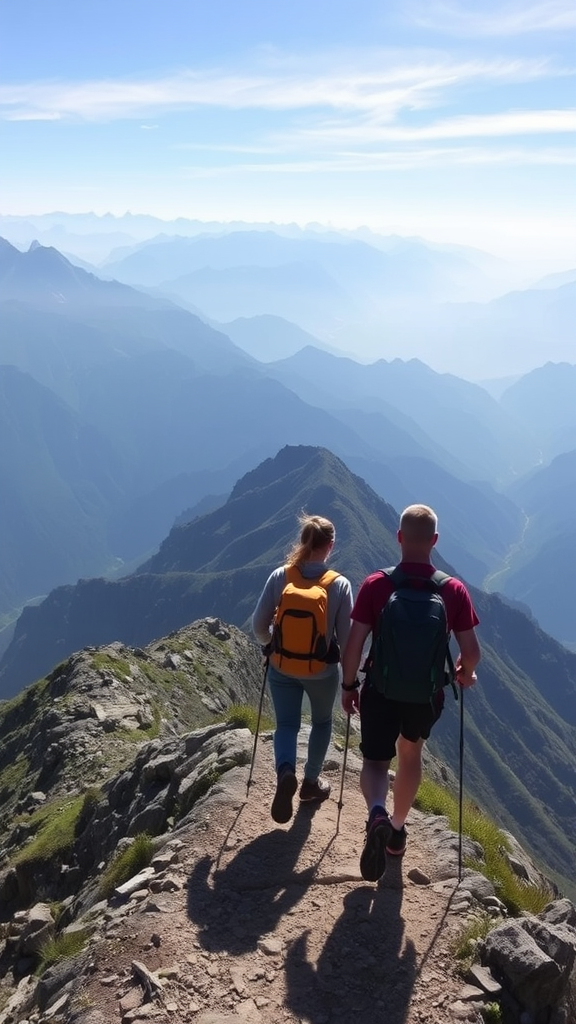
[0,55,566,122]
[280,109,576,148]
[179,145,576,178]
[410,0,576,36]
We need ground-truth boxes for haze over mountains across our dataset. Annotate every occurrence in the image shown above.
[1,230,574,652]
[2,213,574,378]
[1,211,575,898]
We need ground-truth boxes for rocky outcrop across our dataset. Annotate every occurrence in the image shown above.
[2,722,253,912]
[0,617,265,862]
[481,899,576,1023]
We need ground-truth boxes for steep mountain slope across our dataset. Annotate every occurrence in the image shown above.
[0,446,399,694]
[348,454,522,586]
[0,365,126,617]
[333,280,576,377]
[490,451,576,644]
[0,237,255,387]
[1,244,401,603]
[263,347,536,484]
[1,445,575,890]
[0,237,176,312]
[499,362,576,461]
[492,528,576,646]
[75,358,383,537]
[216,313,332,361]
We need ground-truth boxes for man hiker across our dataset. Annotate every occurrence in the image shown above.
[341,503,480,882]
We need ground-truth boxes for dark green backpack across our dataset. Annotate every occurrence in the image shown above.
[364,567,456,703]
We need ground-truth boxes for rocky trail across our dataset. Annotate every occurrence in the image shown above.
[70,731,494,1024]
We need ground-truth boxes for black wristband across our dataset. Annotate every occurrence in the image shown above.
[341,679,360,691]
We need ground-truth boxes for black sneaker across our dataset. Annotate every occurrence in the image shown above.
[386,824,407,856]
[359,809,392,882]
[299,777,331,803]
[271,765,298,824]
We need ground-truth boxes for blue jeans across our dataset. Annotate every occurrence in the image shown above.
[267,663,340,781]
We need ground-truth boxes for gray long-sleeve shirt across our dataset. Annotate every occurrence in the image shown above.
[252,561,353,678]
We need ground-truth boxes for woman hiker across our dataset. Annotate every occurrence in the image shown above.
[252,513,353,824]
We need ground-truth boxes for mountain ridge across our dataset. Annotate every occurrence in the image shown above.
[0,631,569,1023]
[1,444,574,894]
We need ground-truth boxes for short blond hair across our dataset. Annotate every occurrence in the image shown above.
[399,504,438,543]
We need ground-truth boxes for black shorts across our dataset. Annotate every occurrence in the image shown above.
[359,685,445,762]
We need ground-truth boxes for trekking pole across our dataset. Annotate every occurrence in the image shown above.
[246,655,269,800]
[458,685,464,883]
[336,714,351,834]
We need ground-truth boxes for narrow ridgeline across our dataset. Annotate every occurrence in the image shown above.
[0,617,574,1024]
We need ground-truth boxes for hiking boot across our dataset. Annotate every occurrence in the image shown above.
[271,765,298,824]
[360,808,392,882]
[386,824,407,856]
[299,776,331,803]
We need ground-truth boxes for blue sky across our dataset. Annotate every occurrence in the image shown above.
[0,0,574,262]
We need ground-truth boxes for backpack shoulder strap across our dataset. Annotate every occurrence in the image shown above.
[318,569,340,588]
[429,570,451,588]
[284,566,339,588]
[284,565,303,585]
[381,566,406,589]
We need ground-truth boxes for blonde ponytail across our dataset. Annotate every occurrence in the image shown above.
[285,513,335,568]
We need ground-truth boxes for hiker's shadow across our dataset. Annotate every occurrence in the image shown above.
[285,861,417,1024]
[187,806,314,956]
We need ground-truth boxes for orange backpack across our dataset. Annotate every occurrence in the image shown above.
[269,566,341,676]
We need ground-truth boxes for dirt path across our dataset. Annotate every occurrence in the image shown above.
[80,733,479,1024]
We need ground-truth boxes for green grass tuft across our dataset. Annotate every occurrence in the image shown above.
[13,795,86,865]
[98,833,154,898]
[451,911,495,971]
[481,1003,503,1023]
[91,652,132,678]
[225,703,274,733]
[36,928,91,975]
[414,777,551,915]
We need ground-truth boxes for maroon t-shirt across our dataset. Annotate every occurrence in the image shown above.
[352,562,480,635]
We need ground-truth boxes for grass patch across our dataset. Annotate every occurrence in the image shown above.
[451,911,495,971]
[36,928,91,975]
[0,752,30,805]
[99,833,154,898]
[74,787,104,837]
[91,653,132,678]
[49,901,66,927]
[481,1005,503,1024]
[225,704,274,733]
[13,795,85,866]
[415,778,551,915]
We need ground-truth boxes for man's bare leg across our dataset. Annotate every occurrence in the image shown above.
[359,758,393,881]
[360,758,391,813]
[390,736,424,829]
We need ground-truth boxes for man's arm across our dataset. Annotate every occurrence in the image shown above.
[341,620,371,713]
[453,628,481,688]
